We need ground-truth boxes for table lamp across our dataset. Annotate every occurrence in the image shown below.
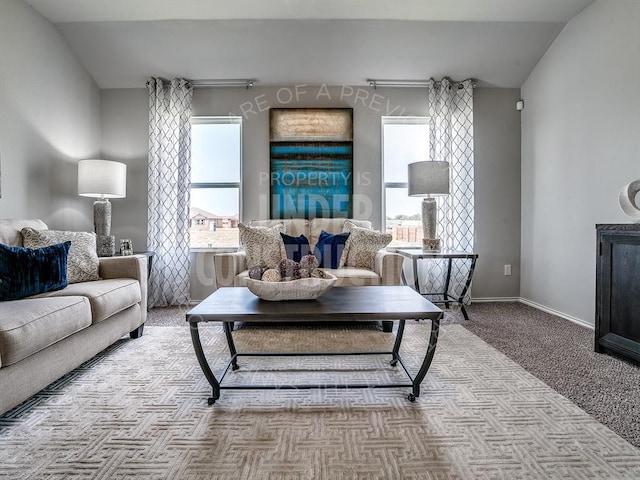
[78,159,127,257]
[408,161,450,251]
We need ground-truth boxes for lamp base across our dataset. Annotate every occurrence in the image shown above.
[93,199,112,237]
[422,238,442,252]
[97,235,116,257]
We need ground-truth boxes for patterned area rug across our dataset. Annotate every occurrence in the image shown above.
[1,323,639,479]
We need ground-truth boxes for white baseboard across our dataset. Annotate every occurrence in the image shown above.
[472,297,520,303]
[518,298,593,330]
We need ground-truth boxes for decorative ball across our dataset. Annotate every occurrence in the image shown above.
[261,268,282,282]
[311,268,328,279]
[299,268,311,278]
[248,265,265,280]
[300,253,319,271]
[278,258,300,278]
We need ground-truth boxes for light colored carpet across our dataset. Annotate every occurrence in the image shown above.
[1,323,639,479]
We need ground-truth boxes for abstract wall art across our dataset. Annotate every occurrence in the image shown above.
[269,108,353,219]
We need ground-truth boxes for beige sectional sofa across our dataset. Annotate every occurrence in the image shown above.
[0,219,148,416]
[214,218,404,331]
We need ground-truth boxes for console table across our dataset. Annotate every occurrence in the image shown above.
[186,286,443,405]
[394,249,478,320]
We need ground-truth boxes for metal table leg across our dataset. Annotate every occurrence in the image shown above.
[223,322,239,370]
[190,322,220,405]
[390,319,406,366]
[409,315,441,401]
[457,257,477,321]
[443,258,453,308]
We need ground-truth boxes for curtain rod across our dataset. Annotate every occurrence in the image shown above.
[190,79,255,89]
[367,78,477,89]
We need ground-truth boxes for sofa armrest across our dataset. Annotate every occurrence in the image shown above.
[373,251,404,286]
[214,251,247,288]
[99,255,148,317]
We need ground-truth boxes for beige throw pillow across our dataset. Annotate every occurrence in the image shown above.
[21,228,100,284]
[341,220,392,269]
[239,223,287,269]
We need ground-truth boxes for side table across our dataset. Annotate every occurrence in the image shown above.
[394,248,478,320]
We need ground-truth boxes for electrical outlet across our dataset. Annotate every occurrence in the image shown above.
[504,264,512,276]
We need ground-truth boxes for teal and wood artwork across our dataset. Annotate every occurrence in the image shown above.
[270,108,353,219]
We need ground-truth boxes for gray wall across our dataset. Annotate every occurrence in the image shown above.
[521,0,640,325]
[474,88,522,299]
[102,85,521,301]
[99,89,149,249]
[0,0,101,229]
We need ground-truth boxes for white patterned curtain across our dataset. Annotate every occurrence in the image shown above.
[428,77,475,302]
[147,78,193,307]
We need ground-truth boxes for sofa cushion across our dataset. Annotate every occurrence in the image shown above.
[314,231,350,269]
[0,296,91,367]
[323,267,382,287]
[239,223,286,269]
[22,228,100,284]
[341,221,392,269]
[0,219,48,247]
[33,279,141,324]
[0,242,70,301]
[280,233,311,262]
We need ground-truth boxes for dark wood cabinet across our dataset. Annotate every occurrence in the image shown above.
[595,224,640,363]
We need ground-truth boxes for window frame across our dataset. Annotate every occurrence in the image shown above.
[381,115,430,245]
[189,116,243,251]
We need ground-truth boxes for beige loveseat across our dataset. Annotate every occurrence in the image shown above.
[0,219,147,416]
[214,218,404,331]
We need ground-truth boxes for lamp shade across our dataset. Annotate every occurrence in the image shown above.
[78,160,127,198]
[408,161,450,196]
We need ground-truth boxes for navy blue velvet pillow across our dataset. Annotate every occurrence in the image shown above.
[313,231,350,269]
[280,233,311,263]
[0,241,71,301]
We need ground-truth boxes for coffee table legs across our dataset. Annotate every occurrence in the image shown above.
[409,315,440,401]
[390,319,406,366]
[223,322,239,370]
[190,317,441,405]
[190,322,220,405]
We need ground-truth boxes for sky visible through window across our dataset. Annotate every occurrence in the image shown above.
[383,119,429,220]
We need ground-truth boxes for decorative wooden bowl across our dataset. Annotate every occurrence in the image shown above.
[245,273,337,301]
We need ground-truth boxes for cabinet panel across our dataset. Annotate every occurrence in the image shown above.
[595,224,640,364]
[610,242,640,339]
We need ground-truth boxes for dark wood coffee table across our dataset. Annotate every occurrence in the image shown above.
[186,286,443,405]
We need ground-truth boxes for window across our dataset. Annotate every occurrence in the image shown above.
[190,116,242,249]
[382,116,429,247]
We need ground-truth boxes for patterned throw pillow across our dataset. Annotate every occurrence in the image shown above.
[341,220,392,269]
[0,242,70,301]
[21,228,100,284]
[239,223,286,269]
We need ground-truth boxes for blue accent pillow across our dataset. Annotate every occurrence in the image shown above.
[313,231,350,269]
[0,241,71,301]
[280,233,311,263]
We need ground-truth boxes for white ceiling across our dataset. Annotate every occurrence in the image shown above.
[24,0,596,89]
